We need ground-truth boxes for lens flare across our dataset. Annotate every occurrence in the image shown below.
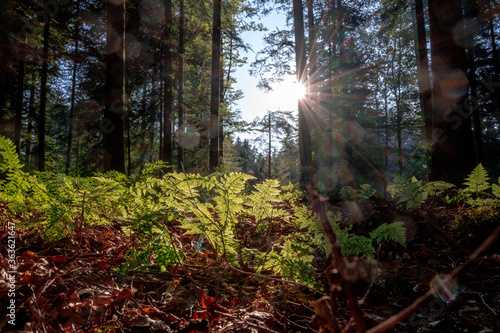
[430,274,458,301]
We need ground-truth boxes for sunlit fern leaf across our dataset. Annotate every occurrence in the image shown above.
[370,222,407,246]
[387,176,427,209]
[425,181,455,196]
[492,178,500,199]
[463,163,490,196]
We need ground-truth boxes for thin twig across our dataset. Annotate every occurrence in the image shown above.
[367,224,500,333]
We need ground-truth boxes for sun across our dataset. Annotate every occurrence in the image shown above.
[286,79,306,100]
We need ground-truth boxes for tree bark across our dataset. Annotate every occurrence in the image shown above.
[487,1,500,122]
[66,2,80,174]
[177,0,185,171]
[414,0,433,144]
[0,0,12,131]
[428,0,476,185]
[26,84,35,165]
[209,0,222,172]
[162,0,173,170]
[103,0,126,173]
[14,58,25,153]
[38,18,51,172]
[462,0,482,163]
[293,0,313,186]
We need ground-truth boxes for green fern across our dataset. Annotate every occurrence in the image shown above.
[387,176,427,209]
[370,222,407,246]
[492,178,500,199]
[463,163,490,196]
[425,181,455,196]
[0,136,31,206]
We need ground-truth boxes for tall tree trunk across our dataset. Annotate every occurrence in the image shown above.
[66,2,80,175]
[38,18,51,172]
[26,84,35,165]
[126,101,131,176]
[268,113,272,178]
[209,0,222,172]
[14,58,25,153]
[428,0,475,185]
[159,72,163,161]
[414,0,433,144]
[149,71,156,162]
[219,67,224,163]
[294,0,313,186]
[0,0,12,131]
[487,1,500,121]
[177,0,185,171]
[162,0,173,170]
[462,0,482,163]
[103,0,125,173]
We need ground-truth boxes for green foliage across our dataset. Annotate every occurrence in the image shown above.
[370,222,407,246]
[0,136,36,208]
[458,164,500,206]
[492,178,500,199]
[387,176,427,209]
[463,164,490,196]
[339,184,377,200]
[424,181,455,196]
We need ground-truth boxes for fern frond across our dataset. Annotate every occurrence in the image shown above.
[387,176,427,209]
[463,164,490,195]
[370,222,407,246]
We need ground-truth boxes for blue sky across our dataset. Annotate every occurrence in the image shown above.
[232,10,299,127]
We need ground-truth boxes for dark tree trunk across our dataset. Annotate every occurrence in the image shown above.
[209,0,222,172]
[162,0,173,170]
[149,71,157,162]
[159,73,163,161]
[26,84,35,165]
[103,0,125,173]
[268,113,272,178]
[293,0,313,186]
[428,0,476,185]
[38,18,51,172]
[0,1,12,131]
[462,0,482,163]
[14,58,25,153]
[219,67,224,163]
[177,0,185,171]
[414,0,433,144]
[487,1,500,121]
[66,3,80,175]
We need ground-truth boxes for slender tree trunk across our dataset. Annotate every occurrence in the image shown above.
[66,3,80,174]
[177,0,185,171]
[293,0,312,186]
[26,84,35,165]
[462,0,482,163]
[14,58,25,153]
[395,35,403,175]
[162,0,173,169]
[428,0,475,185]
[149,71,156,162]
[414,0,433,144]
[209,0,222,172]
[159,72,163,161]
[103,0,125,173]
[126,101,131,176]
[219,67,224,162]
[488,1,500,121]
[38,18,51,172]
[268,113,272,178]
[0,0,12,131]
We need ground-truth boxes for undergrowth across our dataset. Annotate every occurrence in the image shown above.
[0,136,409,288]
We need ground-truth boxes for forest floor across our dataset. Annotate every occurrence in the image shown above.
[0,197,499,333]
